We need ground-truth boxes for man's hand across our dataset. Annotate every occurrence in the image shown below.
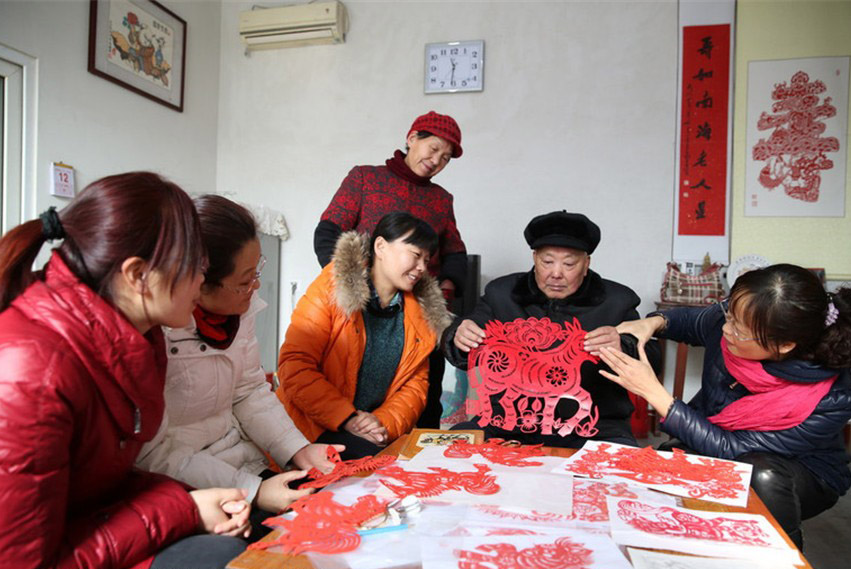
[583,326,621,356]
[453,319,486,352]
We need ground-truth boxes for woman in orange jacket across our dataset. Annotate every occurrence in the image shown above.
[278,213,451,459]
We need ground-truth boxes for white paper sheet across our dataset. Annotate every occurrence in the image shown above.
[554,440,752,507]
[421,531,633,569]
[607,497,803,566]
[627,547,798,569]
[375,456,574,516]
[409,444,569,474]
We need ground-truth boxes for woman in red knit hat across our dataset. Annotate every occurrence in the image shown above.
[313,111,468,428]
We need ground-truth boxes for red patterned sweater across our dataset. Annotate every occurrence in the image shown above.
[315,162,467,290]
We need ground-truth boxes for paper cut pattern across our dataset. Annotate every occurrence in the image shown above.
[468,317,600,437]
[249,491,387,555]
[377,463,500,498]
[572,480,639,523]
[474,504,567,524]
[615,500,770,546]
[443,439,546,467]
[454,536,593,569]
[752,70,840,202]
[298,446,395,490]
[562,442,749,504]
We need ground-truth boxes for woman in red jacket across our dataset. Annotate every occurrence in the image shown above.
[0,172,251,569]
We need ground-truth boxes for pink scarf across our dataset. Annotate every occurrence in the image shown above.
[707,339,836,431]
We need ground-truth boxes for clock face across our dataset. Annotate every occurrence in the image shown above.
[425,40,484,94]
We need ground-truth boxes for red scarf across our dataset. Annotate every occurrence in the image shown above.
[192,305,240,350]
[385,150,433,186]
[707,339,836,431]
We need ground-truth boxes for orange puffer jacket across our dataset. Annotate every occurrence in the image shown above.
[277,232,451,442]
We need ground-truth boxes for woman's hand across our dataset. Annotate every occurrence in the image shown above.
[190,487,252,538]
[255,470,313,514]
[598,345,675,419]
[453,319,486,352]
[583,326,621,356]
[343,411,388,446]
[292,443,345,473]
[615,316,666,349]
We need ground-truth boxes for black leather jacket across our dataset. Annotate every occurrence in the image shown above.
[659,304,851,494]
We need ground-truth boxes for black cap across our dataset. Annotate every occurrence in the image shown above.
[523,211,601,253]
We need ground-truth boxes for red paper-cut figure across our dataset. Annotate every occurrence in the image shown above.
[475,504,567,523]
[249,491,388,555]
[572,480,638,523]
[377,463,500,498]
[298,446,395,490]
[566,443,747,502]
[468,317,600,437]
[485,528,539,536]
[615,499,771,546]
[443,439,546,467]
[752,70,840,202]
[454,536,593,569]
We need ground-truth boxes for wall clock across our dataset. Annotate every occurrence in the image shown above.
[424,40,484,94]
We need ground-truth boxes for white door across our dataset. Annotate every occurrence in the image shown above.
[0,57,24,233]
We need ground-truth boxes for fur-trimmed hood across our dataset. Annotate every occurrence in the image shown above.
[331,231,452,338]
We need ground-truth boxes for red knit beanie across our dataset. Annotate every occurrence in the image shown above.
[407,111,463,158]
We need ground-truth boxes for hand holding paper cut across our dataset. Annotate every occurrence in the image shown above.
[467,317,600,437]
[249,491,388,555]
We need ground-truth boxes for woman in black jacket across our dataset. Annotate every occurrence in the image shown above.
[598,264,851,550]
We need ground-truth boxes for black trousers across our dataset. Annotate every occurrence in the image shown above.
[451,418,637,449]
[316,429,383,460]
[417,349,445,428]
[659,440,839,550]
[150,535,247,569]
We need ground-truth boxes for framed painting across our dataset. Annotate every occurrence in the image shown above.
[88,0,186,112]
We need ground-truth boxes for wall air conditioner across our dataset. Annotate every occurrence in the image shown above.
[239,1,348,50]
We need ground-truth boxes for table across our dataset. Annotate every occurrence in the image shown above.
[227,434,812,569]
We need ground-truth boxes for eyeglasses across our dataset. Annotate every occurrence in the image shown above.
[720,299,758,342]
[218,255,266,295]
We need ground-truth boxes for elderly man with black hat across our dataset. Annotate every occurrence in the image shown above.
[443,211,660,447]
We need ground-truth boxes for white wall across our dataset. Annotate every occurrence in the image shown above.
[0,0,222,212]
[216,0,679,336]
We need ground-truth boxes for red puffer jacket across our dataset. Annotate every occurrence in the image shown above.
[0,254,199,569]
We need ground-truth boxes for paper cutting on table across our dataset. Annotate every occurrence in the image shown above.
[410,444,567,475]
[608,497,802,565]
[556,441,752,506]
[421,532,632,569]
[375,459,574,516]
[626,547,797,569]
[443,438,546,467]
[298,446,395,490]
[467,317,600,437]
[249,491,388,555]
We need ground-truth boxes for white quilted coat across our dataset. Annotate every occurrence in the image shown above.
[136,294,308,501]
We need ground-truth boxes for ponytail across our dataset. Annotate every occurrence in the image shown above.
[814,287,851,368]
[0,220,49,312]
[0,171,204,314]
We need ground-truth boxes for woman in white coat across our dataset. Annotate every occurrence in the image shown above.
[137,195,339,530]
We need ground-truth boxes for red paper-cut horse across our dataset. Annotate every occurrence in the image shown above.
[468,317,600,437]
